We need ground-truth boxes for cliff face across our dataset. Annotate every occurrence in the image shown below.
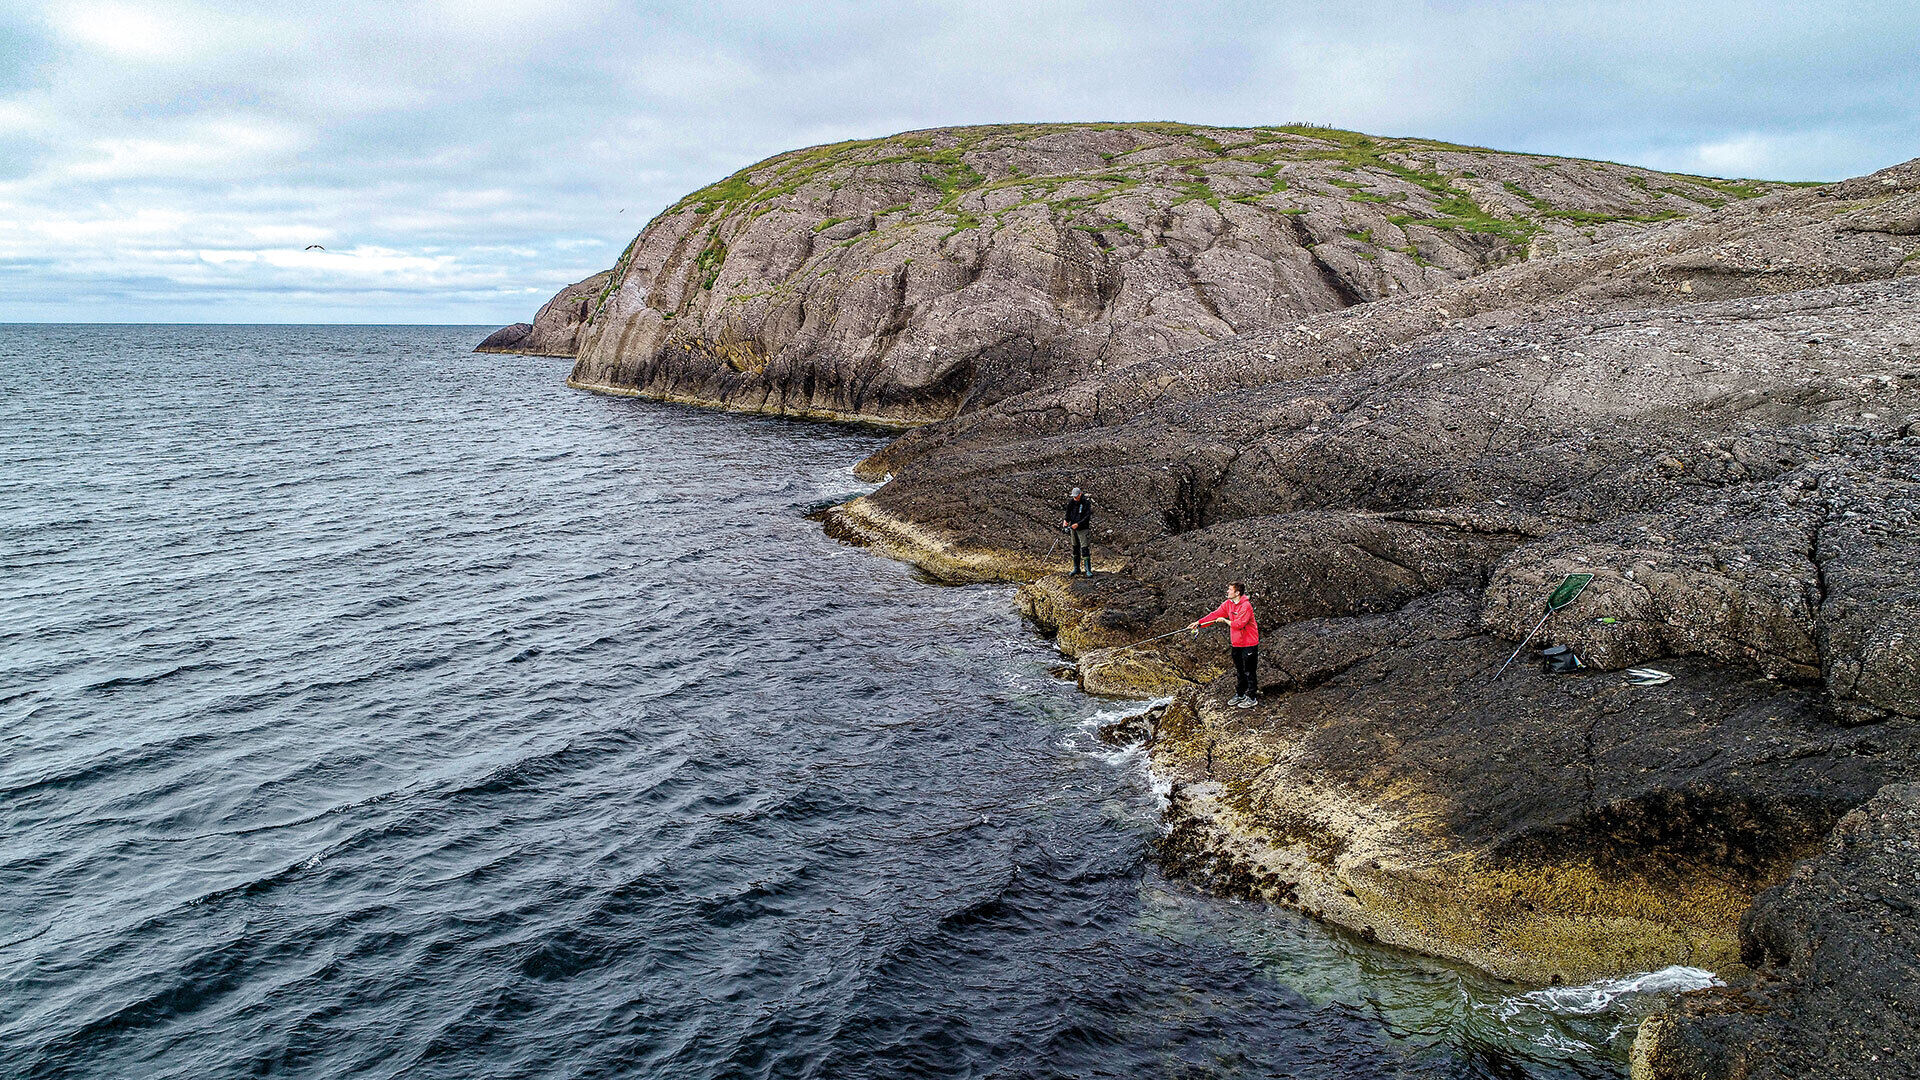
[487,123,1797,424]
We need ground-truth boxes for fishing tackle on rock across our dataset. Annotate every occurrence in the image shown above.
[1540,644,1584,674]
[1493,572,1594,681]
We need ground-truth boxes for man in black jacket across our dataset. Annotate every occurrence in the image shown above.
[1061,488,1093,576]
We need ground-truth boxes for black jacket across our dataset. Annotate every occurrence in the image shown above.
[1063,496,1092,530]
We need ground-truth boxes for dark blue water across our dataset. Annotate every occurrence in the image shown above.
[1,325,1695,1079]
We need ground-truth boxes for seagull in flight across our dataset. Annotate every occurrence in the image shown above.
[304,244,326,251]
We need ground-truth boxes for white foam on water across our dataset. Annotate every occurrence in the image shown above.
[1503,964,1722,1018]
[1462,964,1724,1059]
[1065,698,1171,766]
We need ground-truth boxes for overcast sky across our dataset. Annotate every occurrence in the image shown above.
[1,1,1915,324]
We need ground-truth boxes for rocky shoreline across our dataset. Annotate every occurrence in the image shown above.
[489,124,1920,1077]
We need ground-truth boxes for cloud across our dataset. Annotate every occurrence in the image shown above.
[0,98,47,134]
[61,116,305,179]
[51,2,201,60]
[1647,129,1895,183]
[0,0,1915,322]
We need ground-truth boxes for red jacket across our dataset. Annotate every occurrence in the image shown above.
[1200,597,1259,647]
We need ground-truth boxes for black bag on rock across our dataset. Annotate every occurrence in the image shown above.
[1541,644,1584,674]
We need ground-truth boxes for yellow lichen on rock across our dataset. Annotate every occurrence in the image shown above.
[1151,690,1787,984]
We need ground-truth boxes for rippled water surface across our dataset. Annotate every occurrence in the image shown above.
[2,325,1694,1078]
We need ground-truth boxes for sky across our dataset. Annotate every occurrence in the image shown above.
[0,1,1915,324]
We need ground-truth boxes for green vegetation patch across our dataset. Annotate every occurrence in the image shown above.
[944,209,984,238]
[649,122,1793,284]
[1388,192,1539,242]
[1682,175,1771,200]
[923,159,987,201]
[693,232,728,291]
[1499,179,1682,228]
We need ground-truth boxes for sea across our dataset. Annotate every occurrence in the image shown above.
[0,324,1714,1079]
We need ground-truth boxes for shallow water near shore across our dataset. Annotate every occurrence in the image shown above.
[1,324,1704,1078]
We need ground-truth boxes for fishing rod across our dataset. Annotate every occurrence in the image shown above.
[1115,623,1213,651]
[1043,520,1083,564]
[1493,609,1555,681]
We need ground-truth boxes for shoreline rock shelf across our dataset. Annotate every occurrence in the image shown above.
[487,124,1920,1068]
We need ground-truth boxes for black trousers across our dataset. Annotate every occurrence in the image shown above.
[1231,645,1258,697]
[1070,529,1091,572]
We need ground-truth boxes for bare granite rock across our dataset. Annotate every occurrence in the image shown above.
[486,123,1801,423]
[498,132,1920,1006]
[823,154,1920,979]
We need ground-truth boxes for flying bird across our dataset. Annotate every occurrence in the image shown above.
[304,244,326,251]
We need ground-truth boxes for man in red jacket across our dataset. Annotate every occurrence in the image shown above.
[1190,581,1260,708]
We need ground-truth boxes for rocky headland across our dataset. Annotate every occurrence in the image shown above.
[518,122,1806,425]
[488,123,1920,1072]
